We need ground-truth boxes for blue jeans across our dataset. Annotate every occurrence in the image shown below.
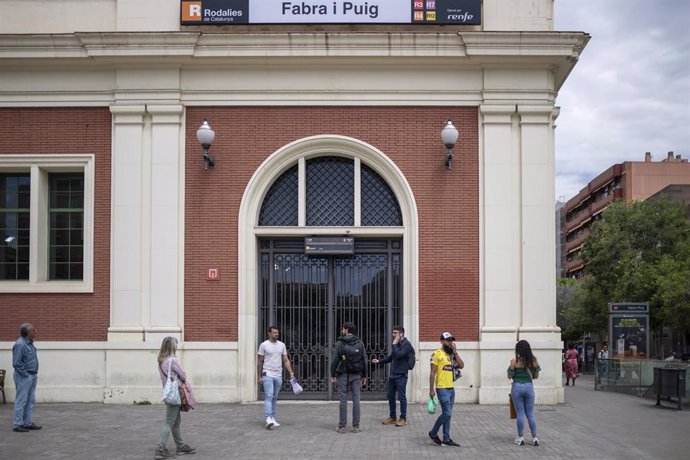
[262,375,282,419]
[430,388,455,442]
[511,382,537,437]
[598,361,608,381]
[387,374,408,419]
[337,373,361,428]
[13,372,38,429]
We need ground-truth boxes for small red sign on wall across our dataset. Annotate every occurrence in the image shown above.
[207,268,220,281]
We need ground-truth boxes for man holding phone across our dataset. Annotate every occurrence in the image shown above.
[428,331,464,447]
[372,325,414,427]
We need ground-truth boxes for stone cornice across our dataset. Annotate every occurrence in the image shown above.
[0,31,588,61]
[0,31,589,95]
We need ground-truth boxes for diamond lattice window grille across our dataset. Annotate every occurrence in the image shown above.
[306,157,354,227]
[259,165,299,226]
[361,164,402,226]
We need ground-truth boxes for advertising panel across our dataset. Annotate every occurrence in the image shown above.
[609,314,649,359]
[180,0,481,25]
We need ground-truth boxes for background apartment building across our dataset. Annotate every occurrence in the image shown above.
[563,152,690,278]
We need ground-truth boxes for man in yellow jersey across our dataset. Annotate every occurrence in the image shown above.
[428,332,464,447]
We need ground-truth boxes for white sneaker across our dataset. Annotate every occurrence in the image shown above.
[265,417,274,429]
[530,437,540,446]
[514,437,525,446]
[271,417,280,427]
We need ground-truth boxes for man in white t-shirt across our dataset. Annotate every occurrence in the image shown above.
[257,326,295,429]
[597,344,609,382]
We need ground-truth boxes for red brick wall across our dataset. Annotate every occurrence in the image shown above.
[184,107,479,342]
[0,108,111,341]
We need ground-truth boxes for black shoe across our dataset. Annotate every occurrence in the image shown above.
[176,444,196,455]
[428,431,442,446]
[23,423,42,430]
[442,439,461,447]
[13,427,29,433]
[154,447,173,459]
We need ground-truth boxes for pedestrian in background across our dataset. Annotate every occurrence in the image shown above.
[507,340,541,446]
[428,332,463,447]
[564,343,579,386]
[597,344,609,382]
[372,325,414,427]
[12,323,42,433]
[257,325,295,429]
[155,337,195,459]
[330,322,367,433]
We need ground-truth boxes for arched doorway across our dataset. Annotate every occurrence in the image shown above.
[258,238,401,399]
[238,136,419,402]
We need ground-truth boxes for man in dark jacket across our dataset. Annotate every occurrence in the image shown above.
[373,325,414,426]
[330,322,366,433]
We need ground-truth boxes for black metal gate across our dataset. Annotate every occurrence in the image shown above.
[259,238,401,400]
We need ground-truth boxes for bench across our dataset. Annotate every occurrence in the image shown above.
[0,369,6,404]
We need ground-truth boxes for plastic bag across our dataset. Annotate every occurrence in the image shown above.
[427,395,439,414]
[290,377,303,395]
[161,359,181,405]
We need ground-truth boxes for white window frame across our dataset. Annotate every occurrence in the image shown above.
[0,154,94,293]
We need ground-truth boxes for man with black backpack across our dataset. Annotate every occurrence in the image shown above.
[330,322,366,433]
[372,325,414,427]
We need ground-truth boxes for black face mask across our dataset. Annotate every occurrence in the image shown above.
[442,344,454,355]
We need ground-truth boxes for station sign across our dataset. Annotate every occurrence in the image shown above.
[608,302,649,313]
[181,0,481,25]
[305,236,355,255]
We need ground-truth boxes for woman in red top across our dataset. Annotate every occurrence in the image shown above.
[564,343,580,386]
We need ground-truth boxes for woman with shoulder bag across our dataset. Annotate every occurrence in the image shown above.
[507,340,541,447]
[156,337,196,459]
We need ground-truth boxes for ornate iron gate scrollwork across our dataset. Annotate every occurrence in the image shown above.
[259,238,401,400]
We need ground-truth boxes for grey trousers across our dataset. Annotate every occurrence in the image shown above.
[158,403,184,449]
[337,373,362,428]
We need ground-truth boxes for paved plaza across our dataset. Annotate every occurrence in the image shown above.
[1,375,688,459]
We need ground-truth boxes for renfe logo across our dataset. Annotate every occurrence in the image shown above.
[182,1,203,22]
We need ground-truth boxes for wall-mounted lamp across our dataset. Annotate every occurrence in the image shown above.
[197,119,216,170]
[441,120,459,170]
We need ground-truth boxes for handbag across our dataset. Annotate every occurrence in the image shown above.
[161,358,181,405]
[451,354,462,381]
[509,393,517,419]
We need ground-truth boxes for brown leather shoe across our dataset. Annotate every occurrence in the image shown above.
[382,416,396,425]
[395,417,407,427]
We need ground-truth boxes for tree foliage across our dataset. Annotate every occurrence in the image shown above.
[562,197,690,336]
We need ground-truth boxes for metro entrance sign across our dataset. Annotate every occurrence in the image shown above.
[608,302,650,359]
[181,0,481,25]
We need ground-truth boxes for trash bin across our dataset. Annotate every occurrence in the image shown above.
[653,367,687,410]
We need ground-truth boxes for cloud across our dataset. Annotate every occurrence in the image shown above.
[554,0,690,200]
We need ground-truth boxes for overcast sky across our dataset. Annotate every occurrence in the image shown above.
[553,0,690,201]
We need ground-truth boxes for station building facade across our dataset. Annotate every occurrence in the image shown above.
[0,0,588,404]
